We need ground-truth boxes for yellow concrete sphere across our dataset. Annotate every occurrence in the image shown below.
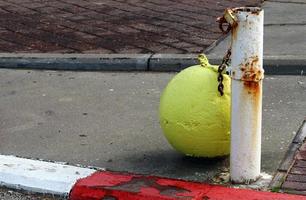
[159,65,231,157]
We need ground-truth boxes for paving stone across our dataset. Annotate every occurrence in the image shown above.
[287,174,306,183]
[282,181,306,191]
[296,151,306,161]
[295,160,306,168]
[290,167,306,175]
[280,122,306,195]
[301,143,306,152]
[0,0,261,53]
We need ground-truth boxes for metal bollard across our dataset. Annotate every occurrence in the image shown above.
[227,7,264,183]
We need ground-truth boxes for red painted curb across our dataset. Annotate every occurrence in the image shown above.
[69,171,306,200]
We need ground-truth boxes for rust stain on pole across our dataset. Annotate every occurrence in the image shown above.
[240,55,263,152]
[240,55,263,83]
[238,54,263,153]
[244,82,262,152]
[231,23,239,42]
[229,6,263,183]
[240,80,262,153]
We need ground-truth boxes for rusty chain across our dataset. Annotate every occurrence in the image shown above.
[217,15,232,34]
[217,49,231,96]
[216,14,233,96]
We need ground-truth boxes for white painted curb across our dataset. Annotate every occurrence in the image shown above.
[0,155,96,196]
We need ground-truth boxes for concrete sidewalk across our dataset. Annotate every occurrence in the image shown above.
[0,69,305,182]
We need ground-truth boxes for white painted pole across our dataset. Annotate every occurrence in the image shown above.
[229,7,264,183]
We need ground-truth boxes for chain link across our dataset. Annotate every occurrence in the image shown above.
[217,48,231,96]
[216,13,233,96]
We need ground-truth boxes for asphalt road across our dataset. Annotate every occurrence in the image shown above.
[0,187,63,200]
[0,69,305,183]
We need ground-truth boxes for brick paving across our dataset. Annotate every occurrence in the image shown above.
[281,122,306,195]
[0,0,260,53]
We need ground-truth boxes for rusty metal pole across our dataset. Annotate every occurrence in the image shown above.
[229,7,264,183]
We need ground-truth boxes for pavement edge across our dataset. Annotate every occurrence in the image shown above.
[1,155,306,199]
[269,120,306,191]
[0,53,305,75]
[0,155,97,197]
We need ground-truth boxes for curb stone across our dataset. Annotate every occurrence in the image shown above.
[149,54,198,71]
[0,155,96,196]
[0,54,151,71]
[1,155,306,199]
[0,53,305,75]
